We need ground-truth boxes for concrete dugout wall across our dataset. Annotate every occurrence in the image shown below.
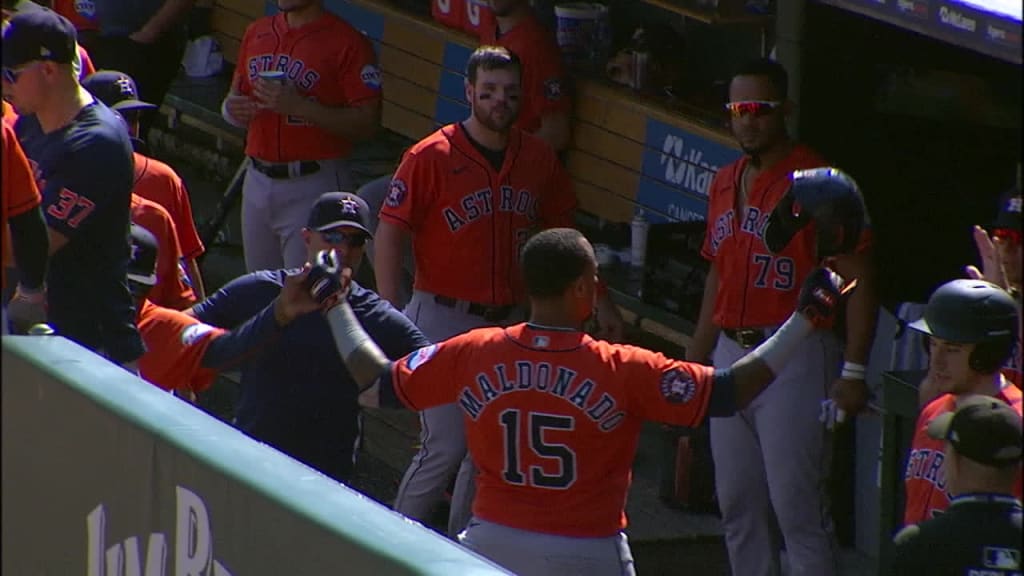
[2,336,509,575]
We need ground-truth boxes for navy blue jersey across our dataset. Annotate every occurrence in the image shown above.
[191,270,430,482]
[15,102,143,364]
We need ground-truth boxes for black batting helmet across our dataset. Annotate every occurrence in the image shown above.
[909,279,1019,374]
[763,167,866,260]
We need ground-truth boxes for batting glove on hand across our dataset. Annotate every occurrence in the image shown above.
[7,285,47,334]
[797,267,857,327]
[819,398,846,430]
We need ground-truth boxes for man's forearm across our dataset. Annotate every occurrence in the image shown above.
[836,252,878,365]
[374,222,410,307]
[8,208,49,289]
[325,301,392,406]
[294,98,380,143]
[688,264,720,362]
[186,259,206,301]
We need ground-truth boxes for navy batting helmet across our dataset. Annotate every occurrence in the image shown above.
[909,279,1018,374]
[127,224,158,296]
[763,167,866,260]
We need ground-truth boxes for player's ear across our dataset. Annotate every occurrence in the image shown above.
[301,228,312,246]
[464,79,473,103]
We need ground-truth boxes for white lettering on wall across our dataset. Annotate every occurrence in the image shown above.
[86,486,232,576]
[939,6,977,32]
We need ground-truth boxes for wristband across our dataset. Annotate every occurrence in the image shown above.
[841,361,866,380]
[220,97,247,128]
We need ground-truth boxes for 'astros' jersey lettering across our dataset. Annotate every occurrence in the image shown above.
[702,145,835,328]
[903,385,1023,525]
[380,124,576,305]
[391,323,715,537]
[136,299,225,394]
[234,12,382,162]
[480,14,570,135]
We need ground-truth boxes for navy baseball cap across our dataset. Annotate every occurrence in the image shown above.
[82,70,157,112]
[927,395,1023,467]
[127,224,159,287]
[2,8,77,69]
[307,192,372,237]
[992,186,1021,231]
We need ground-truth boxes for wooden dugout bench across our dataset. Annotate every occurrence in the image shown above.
[200,0,746,349]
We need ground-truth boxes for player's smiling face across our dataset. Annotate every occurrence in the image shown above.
[925,336,976,394]
[467,66,521,133]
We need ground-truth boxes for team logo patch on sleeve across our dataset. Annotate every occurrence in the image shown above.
[659,369,696,404]
[544,78,562,101]
[181,323,217,346]
[385,179,408,208]
[360,64,382,89]
[406,345,438,371]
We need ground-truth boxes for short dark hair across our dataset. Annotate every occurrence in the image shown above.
[522,228,593,298]
[732,58,789,101]
[466,45,521,84]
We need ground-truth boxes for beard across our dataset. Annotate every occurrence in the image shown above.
[472,101,517,132]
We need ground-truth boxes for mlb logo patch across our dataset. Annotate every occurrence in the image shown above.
[544,78,562,101]
[407,344,438,371]
[983,547,1020,570]
[533,336,550,348]
[659,369,696,404]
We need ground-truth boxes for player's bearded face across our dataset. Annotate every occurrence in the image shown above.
[728,75,787,157]
[925,337,976,394]
[470,69,521,132]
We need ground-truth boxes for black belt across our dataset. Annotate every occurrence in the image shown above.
[250,158,321,179]
[723,328,768,349]
[434,295,515,322]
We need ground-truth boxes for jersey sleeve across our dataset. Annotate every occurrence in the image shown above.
[528,46,571,118]
[361,298,433,360]
[233,23,256,96]
[40,137,127,239]
[539,157,577,228]
[138,304,225,393]
[2,123,42,219]
[137,205,196,310]
[621,346,715,427]
[168,176,204,259]
[338,31,382,106]
[78,46,96,78]
[390,337,466,411]
[379,149,438,232]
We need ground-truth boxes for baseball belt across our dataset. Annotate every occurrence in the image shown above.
[250,158,321,179]
[723,328,767,349]
[433,295,515,322]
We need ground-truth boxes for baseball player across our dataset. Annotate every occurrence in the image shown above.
[1,0,97,80]
[355,174,416,309]
[220,0,382,273]
[317,227,855,576]
[2,116,48,334]
[375,46,623,536]
[889,396,1022,576]
[480,0,570,151]
[688,58,877,576]
[129,193,195,309]
[903,279,1022,526]
[124,224,324,397]
[3,9,144,366]
[83,69,206,300]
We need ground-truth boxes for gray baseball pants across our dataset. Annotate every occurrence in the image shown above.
[458,517,636,576]
[241,158,353,272]
[710,328,841,576]
[393,290,522,536]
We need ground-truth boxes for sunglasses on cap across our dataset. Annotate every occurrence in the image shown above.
[725,100,782,118]
[320,230,368,248]
[993,228,1021,245]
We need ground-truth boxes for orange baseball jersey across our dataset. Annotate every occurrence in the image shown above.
[132,152,204,260]
[136,299,226,393]
[462,0,495,39]
[380,124,577,305]
[2,120,42,289]
[390,323,715,537]
[903,385,1023,525]
[702,145,841,328]
[54,0,100,32]
[76,44,96,80]
[3,100,17,125]
[233,11,382,162]
[131,194,196,310]
[480,14,570,135]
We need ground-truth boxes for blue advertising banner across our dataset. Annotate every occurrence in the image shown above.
[435,42,473,125]
[814,0,1022,64]
[637,118,742,223]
